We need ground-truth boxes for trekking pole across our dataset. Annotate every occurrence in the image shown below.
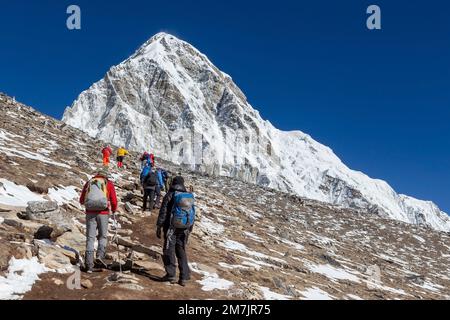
[112,210,122,274]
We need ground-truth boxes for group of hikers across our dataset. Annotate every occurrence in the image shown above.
[79,145,195,286]
[101,145,129,169]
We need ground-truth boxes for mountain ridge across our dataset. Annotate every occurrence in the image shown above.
[62,33,450,232]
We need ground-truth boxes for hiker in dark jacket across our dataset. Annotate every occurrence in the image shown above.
[156,176,192,286]
[142,169,158,212]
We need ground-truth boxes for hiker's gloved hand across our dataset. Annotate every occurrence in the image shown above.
[156,227,162,239]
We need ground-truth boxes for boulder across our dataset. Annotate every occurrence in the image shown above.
[134,260,165,272]
[26,182,50,195]
[25,201,74,235]
[26,201,59,220]
[55,229,85,253]
[40,250,72,272]
[406,274,425,286]
[108,272,139,284]
[35,240,74,272]
[12,244,33,260]
[3,218,23,229]
[0,241,13,272]
[240,282,264,300]
[117,229,133,236]
[116,236,160,260]
[34,225,54,239]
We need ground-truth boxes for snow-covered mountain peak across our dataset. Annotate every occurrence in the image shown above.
[62,33,450,232]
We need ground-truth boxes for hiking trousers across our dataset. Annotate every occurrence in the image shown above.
[143,188,155,211]
[85,213,109,268]
[117,156,124,168]
[162,229,190,280]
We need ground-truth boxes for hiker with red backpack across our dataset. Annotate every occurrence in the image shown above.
[140,151,152,169]
[156,175,195,286]
[140,151,155,168]
[79,167,118,273]
[101,145,113,167]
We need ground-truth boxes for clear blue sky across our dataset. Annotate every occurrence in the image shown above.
[0,0,449,213]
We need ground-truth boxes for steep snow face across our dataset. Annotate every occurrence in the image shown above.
[63,32,450,232]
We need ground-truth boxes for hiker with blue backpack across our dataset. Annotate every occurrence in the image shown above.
[156,175,195,286]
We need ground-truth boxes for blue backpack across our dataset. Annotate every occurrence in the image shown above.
[140,165,151,183]
[171,192,196,229]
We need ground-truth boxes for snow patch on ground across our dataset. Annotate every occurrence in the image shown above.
[259,286,291,300]
[299,287,334,300]
[377,253,408,266]
[305,262,360,283]
[412,235,426,243]
[218,262,249,270]
[190,263,234,292]
[220,239,286,264]
[47,186,79,205]
[243,231,264,242]
[0,145,71,169]
[0,257,47,300]
[416,281,445,293]
[0,179,44,206]
[198,216,225,235]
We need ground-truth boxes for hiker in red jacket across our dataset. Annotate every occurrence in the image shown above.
[101,145,113,167]
[80,167,118,273]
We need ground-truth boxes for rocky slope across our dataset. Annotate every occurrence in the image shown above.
[62,32,450,232]
[1,93,450,300]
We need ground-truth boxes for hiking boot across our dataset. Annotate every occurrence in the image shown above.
[95,258,108,269]
[160,274,176,283]
[178,279,187,287]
